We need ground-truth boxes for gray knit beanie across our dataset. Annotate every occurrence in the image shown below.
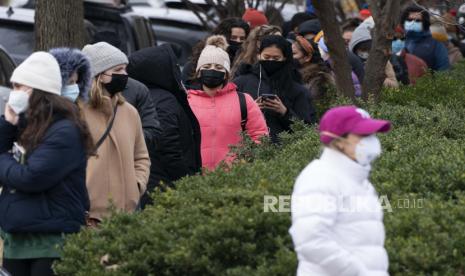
[82,42,128,77]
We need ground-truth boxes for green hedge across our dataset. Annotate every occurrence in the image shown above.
[54,64,465,275]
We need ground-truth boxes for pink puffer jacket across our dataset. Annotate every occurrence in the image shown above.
[188,82,268,170]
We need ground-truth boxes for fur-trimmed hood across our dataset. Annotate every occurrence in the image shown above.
[49,48,92,102]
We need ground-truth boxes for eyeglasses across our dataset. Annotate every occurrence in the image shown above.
[406,19,422,23]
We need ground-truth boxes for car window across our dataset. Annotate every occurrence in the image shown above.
[0,48,15,87]
[0,22,34,64]
[88,18,131,54]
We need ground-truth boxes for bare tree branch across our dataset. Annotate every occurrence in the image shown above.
[362,0,400,102]
[311,0,356,100]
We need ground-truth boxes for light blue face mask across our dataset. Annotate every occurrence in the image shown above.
[404,21,423,33]
[392,39,405,54]
[62,84,80,102]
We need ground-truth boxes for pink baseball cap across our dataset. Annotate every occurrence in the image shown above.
[319,106,391,144]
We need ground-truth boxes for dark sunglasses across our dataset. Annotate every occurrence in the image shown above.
[406,19,422,23]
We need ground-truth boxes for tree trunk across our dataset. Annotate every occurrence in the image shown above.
[35,0,85,51]
[361,0,400,102]
[311,0,355,100]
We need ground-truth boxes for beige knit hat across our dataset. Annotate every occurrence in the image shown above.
[10,51,62,95]
[196,35,231,72]
[82,42,128,77]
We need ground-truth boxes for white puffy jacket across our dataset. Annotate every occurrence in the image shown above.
[289,147,389,276]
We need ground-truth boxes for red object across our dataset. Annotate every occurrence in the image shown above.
[319,106,391,145]
[449,9,457,17]
[395,25,404,34]
[359,9,372,20]
[401,51,429,85]
[242,8,269,29]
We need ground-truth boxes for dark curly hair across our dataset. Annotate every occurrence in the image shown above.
[212,17,250,40]
[400,5,431,31]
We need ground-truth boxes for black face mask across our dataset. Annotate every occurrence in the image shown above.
[199,69,226,88]
[104,73,129,96]
[260,60,286,76]
[227,40,242,60]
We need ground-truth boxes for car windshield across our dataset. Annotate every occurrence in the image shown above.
[0,22,34,64]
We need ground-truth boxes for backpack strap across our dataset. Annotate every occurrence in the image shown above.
[237,92,247,132]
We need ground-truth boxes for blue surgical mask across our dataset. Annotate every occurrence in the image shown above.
[392,39,405,54]
[62,84,80,102]
[404,21,423,33]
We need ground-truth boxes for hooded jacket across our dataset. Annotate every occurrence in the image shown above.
[49,48,92,102]
[405,30,450,71]
[233,63,315,143]
[290,148,389,276]
[0,116,89,234]
[128,45,202,195]
[123,77,161,148]
[349,17,399,88]
[187,82,268,170]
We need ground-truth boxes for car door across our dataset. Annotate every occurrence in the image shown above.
[0,46,16,115]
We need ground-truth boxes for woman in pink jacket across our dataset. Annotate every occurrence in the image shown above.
[188,35,268,171]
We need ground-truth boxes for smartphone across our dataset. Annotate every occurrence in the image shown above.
[261,94,277,101]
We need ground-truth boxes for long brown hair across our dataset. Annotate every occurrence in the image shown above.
[231,25,282,76]
[19,90,94,156]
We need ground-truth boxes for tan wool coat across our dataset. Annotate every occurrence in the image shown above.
[82,96,150,220]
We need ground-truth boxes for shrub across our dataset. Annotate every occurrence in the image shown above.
[54,64,465,276]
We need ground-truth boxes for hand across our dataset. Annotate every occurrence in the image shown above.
[262,97,287,116]
[5,104,19,125]
[255,96,265,109]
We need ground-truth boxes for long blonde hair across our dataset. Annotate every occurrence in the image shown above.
[89,75,125,110]
[231,25,282,76]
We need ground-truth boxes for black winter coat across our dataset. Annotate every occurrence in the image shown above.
[233,63,315,142]
[128,45,202,193]
[0,116,89,234]
[123,77,161,147]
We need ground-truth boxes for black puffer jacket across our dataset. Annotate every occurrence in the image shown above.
[123,77,161,147]
[233,63,315,142]
[128,45,202,203]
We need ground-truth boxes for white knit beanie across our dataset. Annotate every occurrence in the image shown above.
[82,42,128,77]
[196,35,231,72]
[10,52,62,95]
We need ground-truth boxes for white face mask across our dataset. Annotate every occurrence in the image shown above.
[8,90,30,114]
[355,135,382,166]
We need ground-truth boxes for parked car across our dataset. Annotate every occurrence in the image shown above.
[0,46,15,115]
[0,1,156,64]
[131,6,209,65]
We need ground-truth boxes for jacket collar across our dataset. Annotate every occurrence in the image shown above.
[188,82,237,98]
[405,30,431,42]
[319,147,371,184]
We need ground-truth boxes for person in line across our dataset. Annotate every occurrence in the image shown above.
[82,42,150,224]
[234,35,315,143]
[187,35,268,170]
[341,18,362,47]
[391,27,428,85]
[0,52,93,276]
[49,47,92,104]
[297,19,321,41]
[290,106,391,276]
[128,44,202,208]
[292,35,334,103]
[182,17,251,88]
[401,5,450,71]
[430,21,464,66]
[349,17,399,89]
[231,25,282,77]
